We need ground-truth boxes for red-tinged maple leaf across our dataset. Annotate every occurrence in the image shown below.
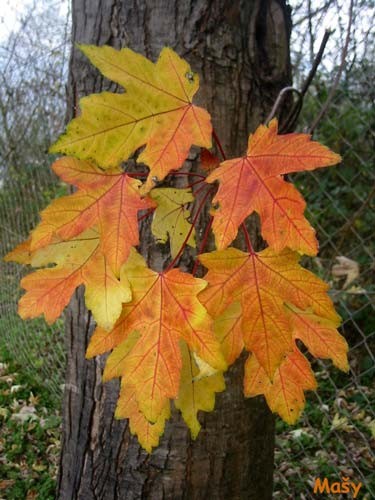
[207,119,341,255]
[50,45,212,193]
[88,250,226,422]
[30,157,154,275]
[6,229,131,330]
[199,247,341,378]
[244,347,317,424]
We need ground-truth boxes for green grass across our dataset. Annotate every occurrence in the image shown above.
[0,337,373,498]
[0,316,65,403]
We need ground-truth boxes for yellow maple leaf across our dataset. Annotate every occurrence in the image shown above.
[150,187,195,258]
[175,342,225,439]
[4,238,32,265]
[50,46,212,192]
[6,229,131,330]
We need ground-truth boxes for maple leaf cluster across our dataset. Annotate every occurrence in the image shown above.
[5,45,348,452]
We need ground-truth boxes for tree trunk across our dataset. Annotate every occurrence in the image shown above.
[57,1,292,498]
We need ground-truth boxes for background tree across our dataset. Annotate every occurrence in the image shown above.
[57,1,292,498]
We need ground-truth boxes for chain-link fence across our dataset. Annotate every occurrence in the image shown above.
[0,0,373,497]
[0,0,70,399]
[274,1,374,497]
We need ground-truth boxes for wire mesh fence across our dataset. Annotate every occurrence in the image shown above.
[0,0,70,400]
[273,1,374,497]
[0,0,373,497]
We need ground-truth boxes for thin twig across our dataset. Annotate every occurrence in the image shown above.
[192,215,213,275]
[278,90,304,133]
[267,29,332,133]
[300,29,332,98]
[292,0,335,27]
[212,129,227,161]
[165,186,214,272]
[281,30,332,133]
[265,86,302,124]
[308,0,354,134]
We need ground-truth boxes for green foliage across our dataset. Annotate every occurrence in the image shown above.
[295,65,374,262]
[291,61,375,352]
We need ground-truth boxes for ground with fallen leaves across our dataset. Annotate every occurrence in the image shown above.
[0,347,60,500]
[274,361,375,499]
[0,343,373,498]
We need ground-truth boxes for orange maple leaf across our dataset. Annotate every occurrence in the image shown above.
[199,247,343,378]
[31,157,154,275]
[115,381,170,453]
[87,250,226,422]
[213,302,244,365]
[4,238,32,265]
[6,229,131,330]
[287,304,349,372]
[207,119,341,255]
[244,347,317,424]
[50,46,212,193]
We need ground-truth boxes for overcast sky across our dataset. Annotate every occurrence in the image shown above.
[0,0,23,40]
[0,0,372,65]
[0,0,68,42]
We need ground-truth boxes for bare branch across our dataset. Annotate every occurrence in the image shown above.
[308,0,355,134]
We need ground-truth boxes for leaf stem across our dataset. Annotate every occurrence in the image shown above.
[187,129,226,270]
[192,215,213,275]
[193,182,210,197]
[241,223,254,254]
[172,171,207,179]
[129,171,206,180]
[212,129,227,161]
[138,208,155,222]
[165,186,214,272]
[186,178,206,190]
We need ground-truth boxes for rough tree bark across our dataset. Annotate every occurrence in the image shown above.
[57,1,292,498]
